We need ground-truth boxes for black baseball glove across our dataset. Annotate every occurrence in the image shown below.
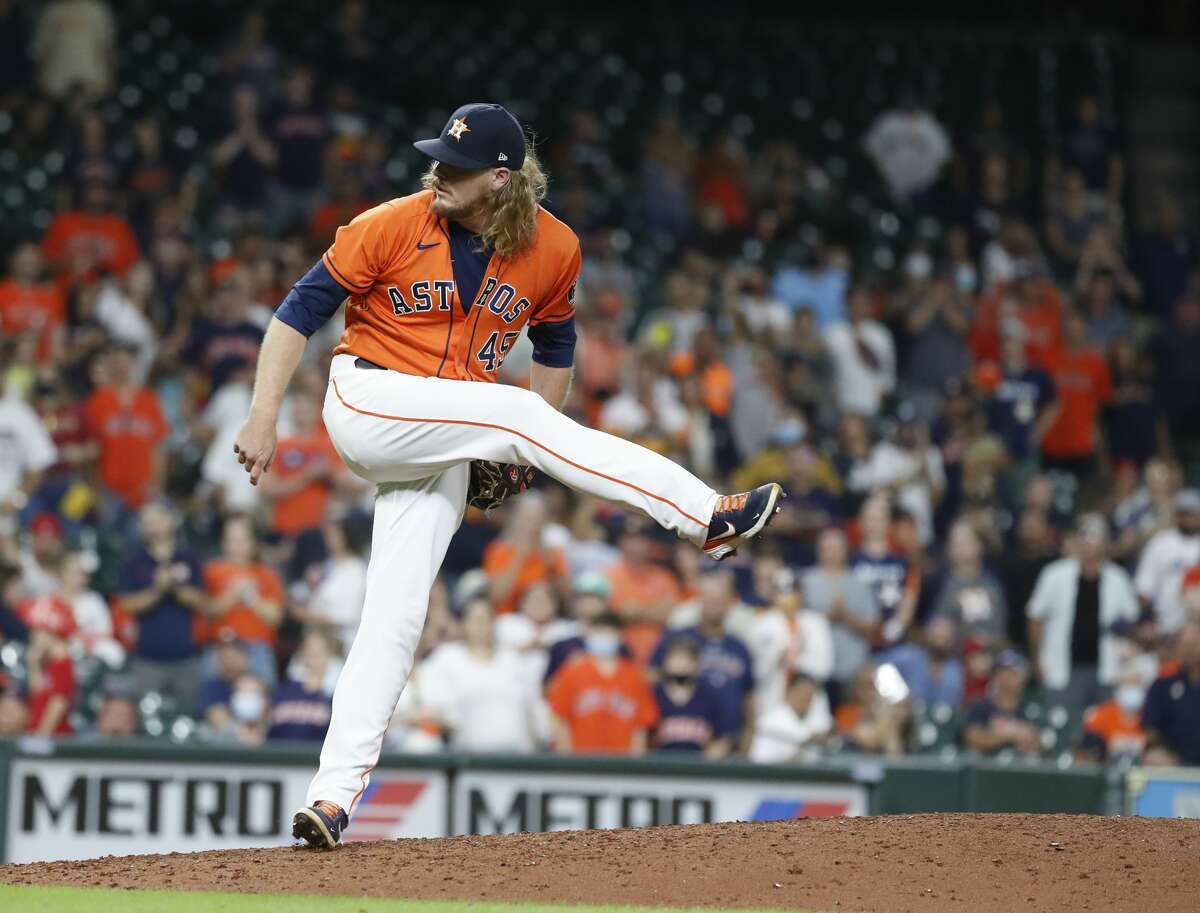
[466,460,536,512]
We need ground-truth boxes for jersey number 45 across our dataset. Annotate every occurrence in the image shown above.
[477,330,520,373]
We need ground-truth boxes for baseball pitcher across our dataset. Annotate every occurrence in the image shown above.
[232,103,783,848]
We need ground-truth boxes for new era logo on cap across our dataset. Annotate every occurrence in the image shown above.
[414,103,526,171]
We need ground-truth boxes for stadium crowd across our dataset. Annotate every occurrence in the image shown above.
[0,1,1199,770]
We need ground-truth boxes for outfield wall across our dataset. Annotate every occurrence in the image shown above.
[0,738,1189,863]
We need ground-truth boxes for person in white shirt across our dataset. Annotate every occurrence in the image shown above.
[291,516,369,653]
[862,97,952,203]
[750,672,833,763]
[1027,514,1140,712]
[0,384,57,515]
[495,581,577,690]
[843,419,945,545]
[823,288,896,417]
[417,598,548,753]
[58,550,125,668]
[33,0,117,102]
[1134,489,1200,635]
[745,557,834,711]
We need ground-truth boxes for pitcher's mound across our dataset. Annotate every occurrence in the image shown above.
[2,813,1198,912]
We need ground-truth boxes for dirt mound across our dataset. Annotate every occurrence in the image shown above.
[2,814,1197,912]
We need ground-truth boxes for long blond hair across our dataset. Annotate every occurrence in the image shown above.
[422,142,547,259]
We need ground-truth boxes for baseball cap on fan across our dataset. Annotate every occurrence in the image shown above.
[414,103,526,170]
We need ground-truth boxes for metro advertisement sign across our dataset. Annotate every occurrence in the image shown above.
[454,770,867,835]
[6,758,447,863]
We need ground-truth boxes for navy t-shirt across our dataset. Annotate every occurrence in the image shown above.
[197,678,232,717]
[266,679,332,742]
[987,369,1056,460]
[118,548,202,661]
[851,552,910,622]
[653,679,734,752]
[1142,670,1200,765]
[650,628,755,732]
[185,319,264,390]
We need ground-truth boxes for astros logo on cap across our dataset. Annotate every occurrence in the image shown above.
[448,118,470,141]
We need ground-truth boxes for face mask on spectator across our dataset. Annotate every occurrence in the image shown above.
[1115,685,1143,714]
[231,689,266,723]
[905,252,932,280]
[585,632,621,658]
[954,263,976,293]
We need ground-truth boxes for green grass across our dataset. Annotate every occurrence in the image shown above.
[0,885,804,913]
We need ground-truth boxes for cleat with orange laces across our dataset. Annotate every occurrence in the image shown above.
[702,482,785,560]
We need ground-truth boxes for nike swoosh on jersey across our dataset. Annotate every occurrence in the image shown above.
[416,241,439,250]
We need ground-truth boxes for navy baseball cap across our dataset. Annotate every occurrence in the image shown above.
[414,103,526,171]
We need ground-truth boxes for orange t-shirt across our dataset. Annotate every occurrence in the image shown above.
[82,385,168,508]
[481,541,567,615]
[0,280,65,361]
[969,282,1064,370]
[324,191,580,381]
[202,560,285,645]
[270,428,340,537]
[606,560,683,666]
[1083,700,1146,756]
[1179,565,1200,596]
[547,655,659,753]
[1042,348,1112,458]
[41,210,140,280]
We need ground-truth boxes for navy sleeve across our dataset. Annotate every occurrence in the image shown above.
[1141,678,1169,734]
[528,317,577,368]
[275,260,348,338]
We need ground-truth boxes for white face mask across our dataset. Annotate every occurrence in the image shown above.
[905,252,933,281]
[1115,685,1143,714]
[231,689,266,723]
[585,632,621,658]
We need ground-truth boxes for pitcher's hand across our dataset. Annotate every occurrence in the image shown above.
[233,414,277,486]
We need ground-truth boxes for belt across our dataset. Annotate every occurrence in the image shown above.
[354,357,386,370]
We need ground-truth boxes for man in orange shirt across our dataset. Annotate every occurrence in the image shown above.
[548,612,659,754]
[1042,311,1113,481]
[606,519,684,666]
[202,515,284,685]
[82,343,168,511]
[0,244,65,363]
[970,267,1064,370]
[1078,671,1147,762]
[482,492,568,614]
[41,179,140,284]
[260,393,355,538]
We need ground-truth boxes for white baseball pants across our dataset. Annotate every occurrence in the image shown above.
[305,354,718,814]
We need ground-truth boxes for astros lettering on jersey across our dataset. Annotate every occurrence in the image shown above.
[323,190,580,381]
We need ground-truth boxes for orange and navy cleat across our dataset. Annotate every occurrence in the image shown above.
[293,800,348,849]
[702,483,785,561]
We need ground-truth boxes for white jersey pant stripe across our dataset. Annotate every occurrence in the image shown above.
[305,354,718,814]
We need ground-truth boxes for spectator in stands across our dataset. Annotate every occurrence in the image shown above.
[269,65,330,233]
[1044,169,1106,283]
[1103,340,1158,471]
[19,594,77,736]
[213,84,278,225]
[851,494,920,646]
[0,690,28,736]
[0,243,65,363]
[42,179,140,284]
[803,527,880,705]
[650,570,755,741]
[931,521,1008,644]
[291,514,369,653]
[1077,665,1147,762]
[998,509,1059,650]
[885,615,965,709]
[543,571,629,684]
[0,374,56,520]
[605,519,682,665]
[824,287,896,417]
[495,582,575,689]
[419,598,546,753]
[834,663,911,756]
[652,637,734,756]
[184,268,265,394]
[771,239,850,332]
[749,671,833,762]
[483,493,568,616]
[197,636,250,735]
[227,672,270,746]
[32,0,116,102]
[1040,311,1112,482]
[93,688,141,738]
[1062,96,1123,201]
[985,335,1059,501]
[962,649,1041,756]
[1027,514,1140,712]
[862,90,952,204]
[260,391,346,540]
[1134,192,1196,320]
[1134,488,1200,635]
[746,558,833,708]
[1073,226,1142,310]
[267,629,336,743]
[20,512,66,598]
[1080,271,1132,352]
[57,550,123,668]
[1141,621,1200,766]
[902,275,972,416]
[82,343,169,512]
[1151,295,1200,462]
[548,611,658,755]
[202,515,284,686]
[116,501,205,710]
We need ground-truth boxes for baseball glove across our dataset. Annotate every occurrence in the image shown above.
[466,460,536,513]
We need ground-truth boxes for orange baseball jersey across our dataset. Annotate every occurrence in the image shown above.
[202,560,285,646]
[323,190,580,381]
[547,654,659,754]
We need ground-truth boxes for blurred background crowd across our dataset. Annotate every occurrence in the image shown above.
[1,1,1199,771]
